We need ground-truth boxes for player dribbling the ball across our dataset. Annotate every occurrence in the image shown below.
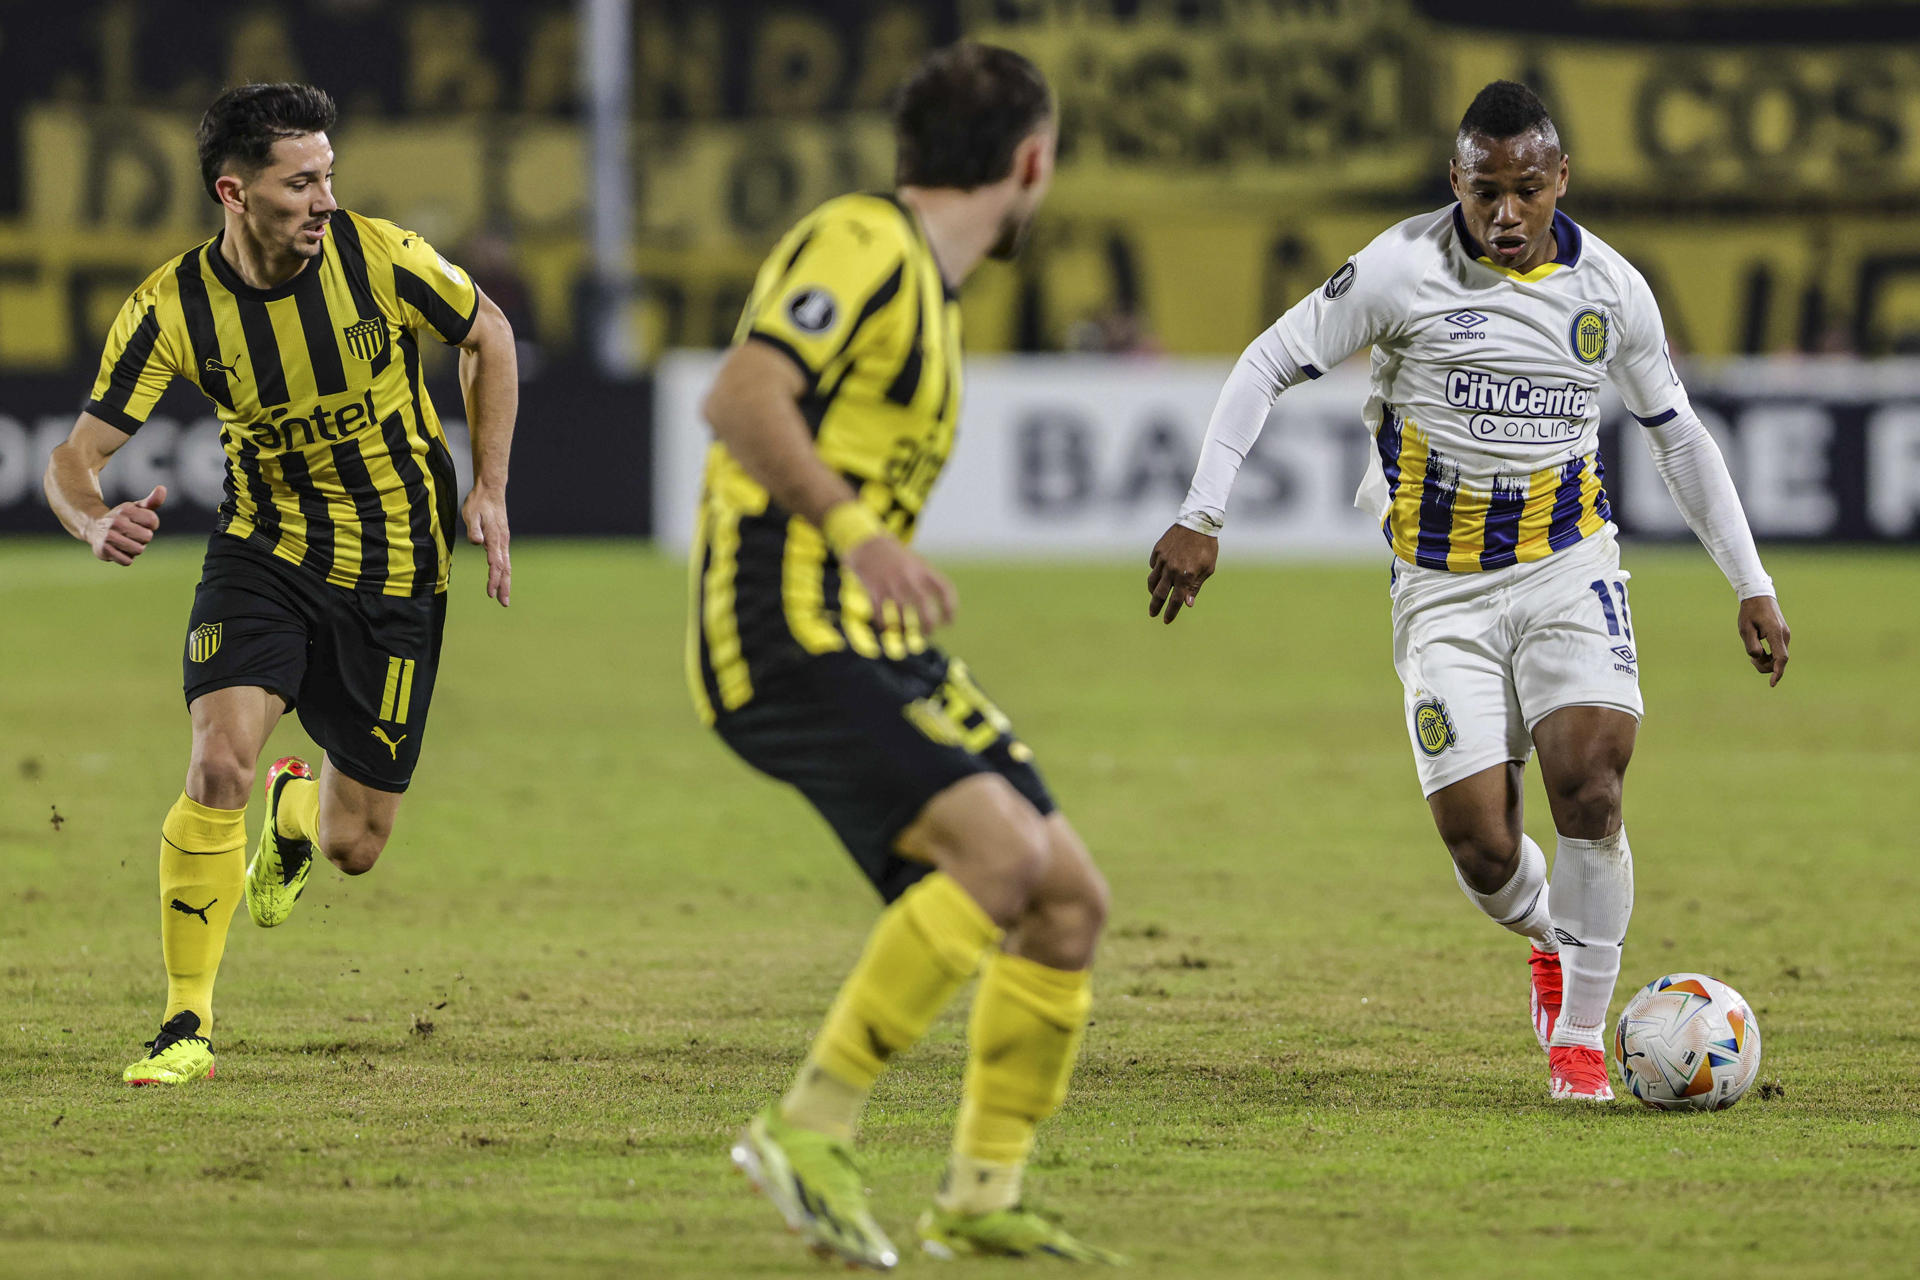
[1148,81,1790,1101]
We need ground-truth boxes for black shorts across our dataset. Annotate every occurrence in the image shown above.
[714,648,1055,903]
[182,534,447,793]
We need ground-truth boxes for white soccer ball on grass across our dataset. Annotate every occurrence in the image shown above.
[1614,972,1762,1111]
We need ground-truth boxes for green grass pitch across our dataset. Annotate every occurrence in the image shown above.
[3,538,1917,1278]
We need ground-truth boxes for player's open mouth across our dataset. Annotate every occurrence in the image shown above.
[1490,237,1527,259]
[302,221,329,242]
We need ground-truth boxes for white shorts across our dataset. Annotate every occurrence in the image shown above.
[1389,529,1644,796]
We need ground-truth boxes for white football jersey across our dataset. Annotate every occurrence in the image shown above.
[1274,205,1690,572]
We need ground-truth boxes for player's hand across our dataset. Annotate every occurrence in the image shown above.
[1738,595,1790,687]
[462,483,512,607]
[88,485,165,566]
[844,534,957,632]
[1147,523,1218,624]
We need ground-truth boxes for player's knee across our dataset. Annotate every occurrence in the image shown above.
[324,833,385,876]
[1552,772,1622,840]
[185,740,254,810]
[321,817,391,876]
[997,810,1054,908]
[1443,830,1521,894]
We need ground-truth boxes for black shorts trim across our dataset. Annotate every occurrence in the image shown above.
[714,648,1054,902]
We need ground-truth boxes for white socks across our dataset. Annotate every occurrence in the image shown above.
[1454,834,1557,951]
[1547,827,1634,1049]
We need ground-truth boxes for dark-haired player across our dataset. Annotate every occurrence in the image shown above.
[692,41,1118,1268]
[1149,82,1790,1100]
[44,83,517,1086]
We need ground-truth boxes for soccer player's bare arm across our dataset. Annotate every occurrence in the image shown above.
[702,340,957,629]
[455,287,517,607]
[44,413,167,566]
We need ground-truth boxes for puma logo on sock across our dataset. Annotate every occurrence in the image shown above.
[169,897,215,924]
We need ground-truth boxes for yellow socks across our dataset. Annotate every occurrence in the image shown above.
[937,951,1094,1215]
[276,772,320,842]
[158,793,247,1033]
[781,872,1001,1142]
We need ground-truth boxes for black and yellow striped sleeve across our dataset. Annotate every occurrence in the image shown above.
[82,272,181,434]
[357,214,480,345]
[741,208,911,393]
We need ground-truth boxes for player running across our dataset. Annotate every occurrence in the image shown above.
[690,42,1119,1268]
[44,83,517,1086]
[1148,82,1790,1101]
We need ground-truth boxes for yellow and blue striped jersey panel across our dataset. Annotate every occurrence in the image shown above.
[1377,411,1611,572]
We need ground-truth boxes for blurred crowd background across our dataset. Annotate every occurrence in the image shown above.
[2,0,1917,547]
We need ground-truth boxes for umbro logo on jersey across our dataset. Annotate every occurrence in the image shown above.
[1443,310,1487,340]
[785,288,838,335]
[203,354,242,377]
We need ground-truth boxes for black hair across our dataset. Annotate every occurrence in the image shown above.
[197,83,338,203]
[893,41,1053,190]
[1457,80,1560,151]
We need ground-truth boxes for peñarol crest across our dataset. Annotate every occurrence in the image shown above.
[343,317,389,363]
[187,622,222,664]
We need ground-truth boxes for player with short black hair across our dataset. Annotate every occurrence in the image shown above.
[693,40,1119,1269]
[1456,78,1559,152]
[195,81,339,202]
[1151,81,1790,1102]
[44,82,519,1087]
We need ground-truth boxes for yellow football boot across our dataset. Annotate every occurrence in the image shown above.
[244,756,315,927]
[731,1105,900,1271]
[917,1204,1126,1264]
[123,1011,215,1086]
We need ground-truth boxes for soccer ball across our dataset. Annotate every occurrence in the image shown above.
[1614,973,1762,1111]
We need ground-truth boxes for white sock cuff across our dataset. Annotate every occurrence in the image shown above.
[1557,826,1628,857]
[1454,834,1547,924]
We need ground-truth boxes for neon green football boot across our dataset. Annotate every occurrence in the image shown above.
[123,1011,215,1086]
[730,1105,900,1271]
[917,1204,1126,1264]
[245,756,315,928]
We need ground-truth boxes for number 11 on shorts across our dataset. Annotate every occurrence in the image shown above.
[1589,579,1632,640]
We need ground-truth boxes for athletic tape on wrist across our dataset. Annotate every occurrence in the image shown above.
[823,502,884,558]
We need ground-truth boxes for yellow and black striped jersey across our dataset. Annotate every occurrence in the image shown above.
[688,192,962,724]
[83,211,478,595]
